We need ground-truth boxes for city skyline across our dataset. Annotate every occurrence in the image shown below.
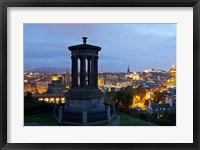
[24,24,176,72]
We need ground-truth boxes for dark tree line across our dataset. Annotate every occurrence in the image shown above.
[109,86,146,109]
[24,92,54,115]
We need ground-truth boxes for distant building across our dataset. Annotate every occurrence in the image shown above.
[165,96,176,109]
[48,76,66,93]
[98,76,104,86]
[166,65,176,88]
[100,69,104,74]
[144,68,166,73]
[35,81,48,94]
[127,65,130,73]
[132,72,140,80]
[146,100,173,118]
[169,64,176,77]
[116,78,132,87]
[24,83,36,94]
[126,71,140,80]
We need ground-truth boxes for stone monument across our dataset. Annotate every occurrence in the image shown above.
[66,37,105,112]
[55,37,115,125]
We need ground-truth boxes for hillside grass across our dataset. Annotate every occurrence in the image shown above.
[24,112,157,126]
[24,114,58,126]
[117,112,157,126]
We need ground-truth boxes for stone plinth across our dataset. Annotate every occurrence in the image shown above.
[66,88,105,100]
[65,88,105,112]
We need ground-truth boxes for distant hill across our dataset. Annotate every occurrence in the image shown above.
[26,67,70,74]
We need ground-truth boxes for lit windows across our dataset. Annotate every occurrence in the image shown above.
[38,98,43,101]
[44,98,49,102]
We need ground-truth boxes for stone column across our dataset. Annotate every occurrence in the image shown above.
[94,56,99,88]
[71,56,75,87]
[58,106,63,124]
[87,57,91,87]
[80,56,86,88]
[112,102,115,115]
[91,56,95,88]
[106,105,111,122]
[71,56,78,88]
[74,56,78,87]
[82,109,87,126]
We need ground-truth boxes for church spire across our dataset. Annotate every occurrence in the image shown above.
[66,68,69,74]
[127,65,130,73]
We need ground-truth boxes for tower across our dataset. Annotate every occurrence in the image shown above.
[169,64,176,77]
[127,65,130,73]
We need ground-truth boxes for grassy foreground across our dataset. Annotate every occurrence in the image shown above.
[24,112,157,126]
[117,112,157,126]
[24,114,58,126]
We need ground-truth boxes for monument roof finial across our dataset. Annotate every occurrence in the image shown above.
[82,37,87,44]
[68,37,101,51]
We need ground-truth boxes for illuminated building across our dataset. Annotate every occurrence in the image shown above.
[116,79,132,87]
[98,76,104,86]
[165,96,176,109]
[48,76,66,93]
[169,64,176,77]
[63,69,71,88]
[35,81,48,94]
[24,83,36,94]
[146,100,172,116]
[24,79,28,83]
[127,71,140,80]
[51,75,59,81]
[100,69,104,74]
[144,68,166,73]
[166,65,176,88]
[156,76,167,87]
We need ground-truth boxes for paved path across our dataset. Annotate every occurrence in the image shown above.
[24,122,42,126]
[107,115,121,126]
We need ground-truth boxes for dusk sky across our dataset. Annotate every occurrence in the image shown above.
[24,24,176,72]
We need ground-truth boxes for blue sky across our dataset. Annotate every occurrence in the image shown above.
[24,24,176,72]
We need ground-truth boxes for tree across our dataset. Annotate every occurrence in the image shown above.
[113,88,133,109]
[150,110,176,126]
[136,86,146,99]
[24,92,37,104]
[24,91,54,115]
[153,91,165,103]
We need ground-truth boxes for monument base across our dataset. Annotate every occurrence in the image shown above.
[65,88,105,112]
[55,114,119,126]
[65,98,105,111]
[54,88,115,125]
